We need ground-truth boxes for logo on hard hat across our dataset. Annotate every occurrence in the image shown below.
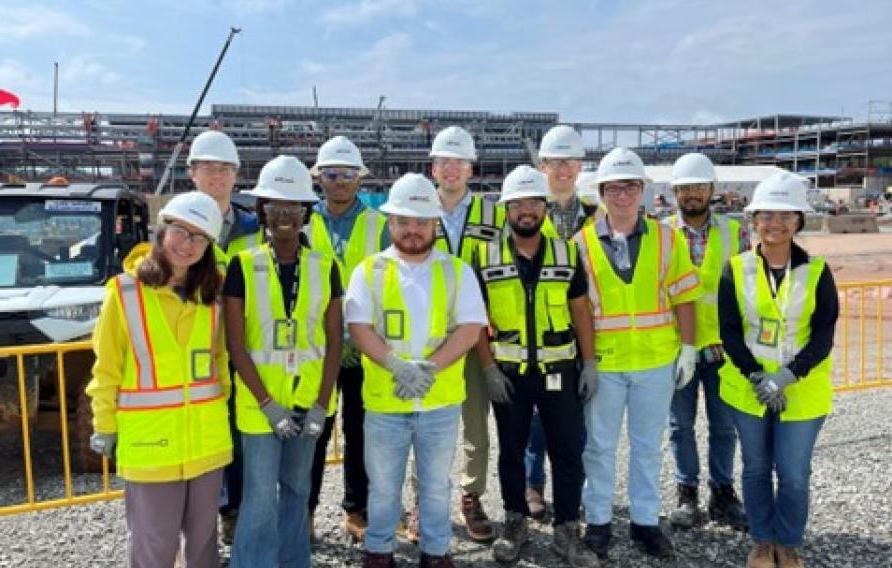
[519,178,535,185]
[188,208,209,221]
[613,159,633,167]
[336,149,351,154]
[408,195,431,203]
[446,140,461,147]
[274,176,295,183]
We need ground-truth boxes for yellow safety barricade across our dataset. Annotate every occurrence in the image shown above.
[834,279,892,391]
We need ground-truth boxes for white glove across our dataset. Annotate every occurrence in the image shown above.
[675,344,697,390]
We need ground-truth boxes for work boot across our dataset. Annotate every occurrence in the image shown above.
[309,512,318,544]
[219,510,237,546]
[552,522,600,567]
[629,522,675,560]
[525,486,547,521]
[746,542,776,568]
[583,523,611,560]
[775,545,805,568]
[419,552,455,567]
[362,551,396,568]
[492,512,529,563]
[708,484,748,531]
[460,492,495,542]
[669,483,703,529]
[345,510,368,542]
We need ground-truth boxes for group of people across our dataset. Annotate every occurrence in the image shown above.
[86,124,837,568]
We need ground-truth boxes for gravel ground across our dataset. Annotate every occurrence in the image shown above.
[1,388,891,568]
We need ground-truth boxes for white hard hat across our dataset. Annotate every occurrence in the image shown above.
[429,126,477,161]
[596,147,649,185]
[671,153,716,186]
[310,135,369,176]
[187,130,240,168]
[380,173,444,218]
[539,125,585,159]
[244,155,318,203]
[159,191,223,242]
[745,171,814,213]
[498,165,549,204]
[575,171,600,206]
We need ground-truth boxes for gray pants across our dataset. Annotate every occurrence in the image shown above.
[125,468,224,568]
[460,351,490,495]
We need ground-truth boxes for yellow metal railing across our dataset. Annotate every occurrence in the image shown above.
[834,279,892,391]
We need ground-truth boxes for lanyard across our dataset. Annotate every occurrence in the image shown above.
[767,260,792,362]
[273,253,300,316]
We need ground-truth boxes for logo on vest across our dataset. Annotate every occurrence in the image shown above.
[131,438,169,448]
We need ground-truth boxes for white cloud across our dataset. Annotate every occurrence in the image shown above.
[319,0,420,27]
[60,56,121,88]
[226,0,292,14]
[1,5,90,41]
[0,59,39,90]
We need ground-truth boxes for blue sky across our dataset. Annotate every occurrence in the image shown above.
[2,0,891,124]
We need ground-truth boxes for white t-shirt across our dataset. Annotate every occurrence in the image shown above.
[345,246,488,358]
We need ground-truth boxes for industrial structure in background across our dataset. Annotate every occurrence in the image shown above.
[1,101,891,197]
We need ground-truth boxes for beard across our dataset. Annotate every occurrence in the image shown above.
[392,233,435,255]
[678,201,710,217]
[509,217,544,238]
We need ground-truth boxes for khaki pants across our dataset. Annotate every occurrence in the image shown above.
[460,351,490,495]
[125,468,223,568]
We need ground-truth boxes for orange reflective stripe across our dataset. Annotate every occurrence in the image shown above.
[668,269,699,297]
[595,310,673,331]
[118,382,224,410]
[575,229,602,317]
[116,275,157,390]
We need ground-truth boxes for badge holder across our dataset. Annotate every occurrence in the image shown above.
[274,319,299,375]
[191,349,213,381]
[757,318,780,347]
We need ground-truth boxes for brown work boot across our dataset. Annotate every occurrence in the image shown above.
[419,553,455,567]
[525,486,547,521]
[345,510,368,542]
[776,545,805,568]
[553,522,600,567]
[746,542,776,568]
[363,551,396,568]
[460,492,495,542]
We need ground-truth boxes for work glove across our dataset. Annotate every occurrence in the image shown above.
[387,351,432,399]
[747,370,767,386]
[578,359,598,403]
[765,391,788,414]
[755,367,797,406]
[89,432,117,459]
[341,340,361,367]
[394,360,438,400]
[261,399,301,439]
[300,404,327,439]
[483,363,514,404]
[675,344,698,390]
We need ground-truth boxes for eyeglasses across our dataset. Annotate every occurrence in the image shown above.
[754,211,799,223]
[193,163,236,176]
[166,223,211,247]
[262,203,308,217]
[506,199,546,212]
[602,184,642,198]
[319,168,361,182]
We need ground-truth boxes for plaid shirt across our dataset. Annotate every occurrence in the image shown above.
[546,195,587,240]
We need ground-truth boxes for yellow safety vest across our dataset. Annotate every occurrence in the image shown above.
[112,274,231,481]
[666,215,741,349]
[718,251,832,421]
[305,207,386,287]
[435,195,506,264]
[214,229,264,271]
[478,237,578,375]
[235,244,335,433]
[573,217,699,371]
[359,253,467,413]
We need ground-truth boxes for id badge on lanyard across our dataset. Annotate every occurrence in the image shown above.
[766,262,791,361]
[274,319,299,375]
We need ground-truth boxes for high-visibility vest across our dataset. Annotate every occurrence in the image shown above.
[478,237,578,375]
[113,274,231,481]
[305,207,386,286]
[214,229,264,270]
[235,244,335,433]
[435,195,506,264]
[359,253,467,413]
[718,251,832,421]
[666,215,741,349]
[573,217,697,371]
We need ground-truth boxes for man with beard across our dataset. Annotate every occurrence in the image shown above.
[345,173,487,568]
[304,136,388,542]
[430,126,505,542]
[664,153,749,531]
[475,166,600,567]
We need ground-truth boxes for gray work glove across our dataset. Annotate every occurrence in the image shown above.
[765,392,788,414]
[394,360,438,400]
[89,432,117,458]
[747,370,767,386]
[755,367,797,406]
[578,359,598,403]
[261,399,301,439]
[483,363,513,404]
[675,344,698,390]
[341,339,361,367]
[386,351,433,399]
[301,404,327,439]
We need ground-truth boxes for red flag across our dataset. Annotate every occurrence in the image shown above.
[0,89,20,109]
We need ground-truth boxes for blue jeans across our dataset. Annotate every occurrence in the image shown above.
[730,408,825,547]
[582,362,675,526]
[364,405,461,556]
[669,361,737,487]
[231,432,317,568]
[525,409,547,488]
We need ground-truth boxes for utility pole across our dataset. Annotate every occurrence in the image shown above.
[53,62,58,117]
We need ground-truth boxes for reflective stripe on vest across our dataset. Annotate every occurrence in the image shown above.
[306,209,384,286]
[435,195,504,263]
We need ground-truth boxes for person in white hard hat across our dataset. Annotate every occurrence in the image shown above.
[305,136,388,542]
[86,191,231,567]
[187,129,261,542]
[224,156,343,568]
[429,125,505,543]
[345,173,487,568]
[717,171,838,568]
[537,125,587,239]
[664,153,749,532]
[573,147,701,561]
[474,166,599,567]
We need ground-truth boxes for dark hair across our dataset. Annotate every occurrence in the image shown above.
[136,225,221,305]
